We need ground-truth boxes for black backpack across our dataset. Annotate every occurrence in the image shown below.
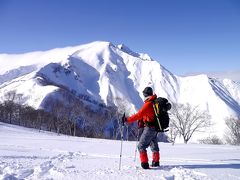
[152,97,171,132]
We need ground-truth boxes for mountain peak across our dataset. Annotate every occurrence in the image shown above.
[117,44,153,61]
[117,44,139,57]
[0,41,240,142]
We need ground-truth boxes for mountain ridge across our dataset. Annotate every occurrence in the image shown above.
[0,41,239,141]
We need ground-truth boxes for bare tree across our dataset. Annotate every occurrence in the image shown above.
[49,99,67,135]
[168,117,179,145]
[4,90,17,102]
[104,106,118,139]
[1,91,26,124]
[225,116,240,145]
[20,106,36,127]
[36,109,46,131]
[0,103,7,122]
[3,91,18,124]
[170,103,211,144]
[45,111,55,132]
[198,135,223,145]
[64,100,83,136]
[114,97,136,141]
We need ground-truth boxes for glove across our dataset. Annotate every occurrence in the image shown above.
[121,113,127,126]
[138,119,144,129]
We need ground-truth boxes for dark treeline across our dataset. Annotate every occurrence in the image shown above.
[0,90,136,139]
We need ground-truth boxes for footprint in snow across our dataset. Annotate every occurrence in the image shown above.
[17,169,34,179]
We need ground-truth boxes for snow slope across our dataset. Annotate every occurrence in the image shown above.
[0,41,240,140]
[0,122,240,180]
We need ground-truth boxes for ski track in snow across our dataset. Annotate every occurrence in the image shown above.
[1,123,240,180]
[0,149,211,180]
[1,151,83,180]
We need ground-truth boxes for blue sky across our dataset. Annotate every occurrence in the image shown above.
[0,0,240,77]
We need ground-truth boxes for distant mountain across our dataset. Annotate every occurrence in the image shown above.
[0,41,240,140]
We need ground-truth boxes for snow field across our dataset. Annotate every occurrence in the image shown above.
[1,123,240,180]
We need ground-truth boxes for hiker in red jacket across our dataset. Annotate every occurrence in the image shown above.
[124,87,160,169]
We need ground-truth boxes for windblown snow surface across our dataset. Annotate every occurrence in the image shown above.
[0,123,240,180]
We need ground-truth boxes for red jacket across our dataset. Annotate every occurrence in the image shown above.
[127,94,157,124]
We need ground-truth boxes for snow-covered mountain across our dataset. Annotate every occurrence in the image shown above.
[0,41,240,140]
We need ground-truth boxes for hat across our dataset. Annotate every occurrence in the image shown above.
[143,87,153,97]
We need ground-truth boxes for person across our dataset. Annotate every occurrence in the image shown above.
[124,87,160,169]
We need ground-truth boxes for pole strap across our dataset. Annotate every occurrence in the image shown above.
[153,103,162,132]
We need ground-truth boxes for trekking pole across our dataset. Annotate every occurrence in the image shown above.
[119,113,125,170]
[134,128,139,162]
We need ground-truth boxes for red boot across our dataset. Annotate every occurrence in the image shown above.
[140,152,149,169]
[152,152,160,167]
